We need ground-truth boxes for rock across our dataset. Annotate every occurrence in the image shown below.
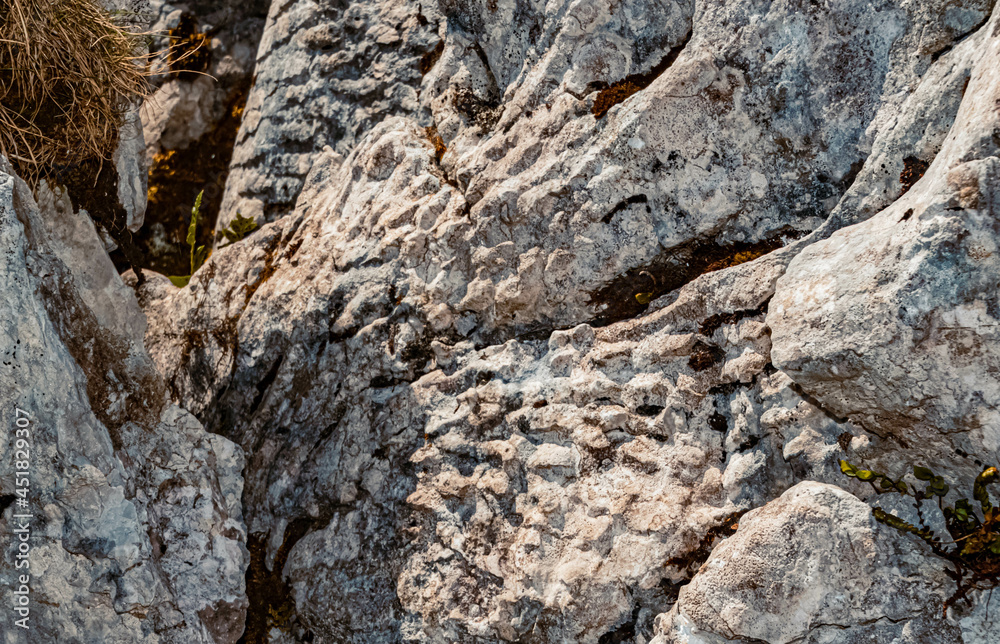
[135,116,854,638]
[217,0,445,229]
[90,1,152,233]
[769,9,1000,478]
[129,0,1000,641]
[142,0,268,160]
[0,159,246,643]
[651,481,965,644]
[113,107,149,232]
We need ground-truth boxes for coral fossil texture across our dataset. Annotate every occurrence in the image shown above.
[5,0,1000,642]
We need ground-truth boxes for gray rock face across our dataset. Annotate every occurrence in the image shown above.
[217,0,445,227]
[127,1,997,643]
[29,0,1000,641]
[0,160,246,643]
[769,11,1000,481]
[652,482,968,644]
[115,107,149,233]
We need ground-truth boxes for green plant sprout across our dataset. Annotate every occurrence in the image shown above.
[841,459,1000,612]
[219,211,258,247]
[169,190,207,288]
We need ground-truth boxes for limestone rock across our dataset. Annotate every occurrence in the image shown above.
[217,0,445,228]
[128,0,1000,641]
[769,9,1000,481]
[651,481,969,644]
[0,160,246,644]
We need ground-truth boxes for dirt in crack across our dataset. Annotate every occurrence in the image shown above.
[238,518,315,644]
[591,30,692,119]
[112,80,251,275]
[588,231,803,327]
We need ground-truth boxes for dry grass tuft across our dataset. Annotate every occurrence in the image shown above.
[0,0,150,181]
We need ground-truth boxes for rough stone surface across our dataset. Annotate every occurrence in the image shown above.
[17,0,1000,641]
[94,0,152,233]
[130,0,1000,641]
[217,0,445,228]
[0,159,247,644]
[651,482,970,644]
[769,11,1000,483]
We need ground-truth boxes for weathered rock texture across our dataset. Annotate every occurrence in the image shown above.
[0,160,247,643]
[652,482,975,644]
[217,0,445,227]
[128,0,1000,640]
[15,0,1000,641]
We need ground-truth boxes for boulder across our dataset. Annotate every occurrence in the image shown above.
[0,159,246,644]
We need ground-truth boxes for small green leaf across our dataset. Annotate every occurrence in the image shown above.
[856,470,876,481]
[193,245,209,272]
[231,212,258,238]
[895,481,907,494]
[879,477,893,490]
[220,212,260,247]
[186,211,198,248]
[839,460,857,476]
[913,466,934,481]
[635,292,654,304]
[192,189,203,217]
[168,275,191,288]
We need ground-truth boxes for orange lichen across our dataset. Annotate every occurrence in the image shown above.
[167,13,211,78]
[419,40,444,76]
[591,34,690,120]
[593,80,644,119]
[425,125,447,162]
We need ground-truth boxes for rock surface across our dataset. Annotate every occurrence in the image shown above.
[652,482,971,644]
[769,14,1000,468]
[132,0,1000,640]
[0,161,247,643]
[217,0,445,227]
[10,0,1000,641]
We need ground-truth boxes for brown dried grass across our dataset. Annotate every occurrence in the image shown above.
[0,0,150,180]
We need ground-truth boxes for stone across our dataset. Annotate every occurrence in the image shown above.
[121,0,1000,641]
[769,9,1000,483]
[0,158,246,644]
[651,481,968,644]
[217,0,445,230]
[130,0,996,644]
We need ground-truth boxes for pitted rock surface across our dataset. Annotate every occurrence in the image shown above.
[19,0,1000,641]
[134,0,1000,641]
